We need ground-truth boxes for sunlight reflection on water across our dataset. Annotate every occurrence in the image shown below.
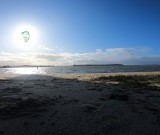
[6,67,46,75]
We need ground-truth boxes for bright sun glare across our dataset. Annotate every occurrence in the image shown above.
[13,24,38,49]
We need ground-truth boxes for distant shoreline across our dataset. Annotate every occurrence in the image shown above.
[73,64,124,66]
[0,64,124,68]
[1,64,160,68]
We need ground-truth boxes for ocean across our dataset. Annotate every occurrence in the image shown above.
[0,65,160,75]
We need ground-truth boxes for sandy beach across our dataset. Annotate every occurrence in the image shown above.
[1,72,160,135]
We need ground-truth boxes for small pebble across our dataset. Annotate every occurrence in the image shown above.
[51,122,55,125]
[23,122,28,126]
[0,131,4,134]
[93,133,99,135]
[40,121,45,125]
[58,95,63,99]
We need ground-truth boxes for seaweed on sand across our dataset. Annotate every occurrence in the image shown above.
[93,75,160,89]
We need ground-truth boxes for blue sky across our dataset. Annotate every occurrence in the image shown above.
[0,0,160,65]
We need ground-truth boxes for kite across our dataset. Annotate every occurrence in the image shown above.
[21,31,30,42]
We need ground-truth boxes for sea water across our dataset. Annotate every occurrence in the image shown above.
[0,65,160,75]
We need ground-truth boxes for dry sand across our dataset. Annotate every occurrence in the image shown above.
[0,72,160,135]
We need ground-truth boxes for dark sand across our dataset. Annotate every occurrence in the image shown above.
[0,73,160,135]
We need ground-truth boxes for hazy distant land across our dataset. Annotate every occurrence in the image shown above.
[73,64,124,66]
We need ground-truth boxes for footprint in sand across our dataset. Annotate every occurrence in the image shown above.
[1,87,22,93]
[81,104,98,112]
[144,105,159,113]
[87,87,103,91]
[107,93,129,101]
[62,99,79,105]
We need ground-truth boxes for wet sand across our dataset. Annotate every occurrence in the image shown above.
[0,72,160,135]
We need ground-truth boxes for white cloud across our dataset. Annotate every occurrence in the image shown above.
[0,48,160,66]
[38,45,53,52]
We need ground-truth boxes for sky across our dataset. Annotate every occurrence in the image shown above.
[0,0,160,65]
